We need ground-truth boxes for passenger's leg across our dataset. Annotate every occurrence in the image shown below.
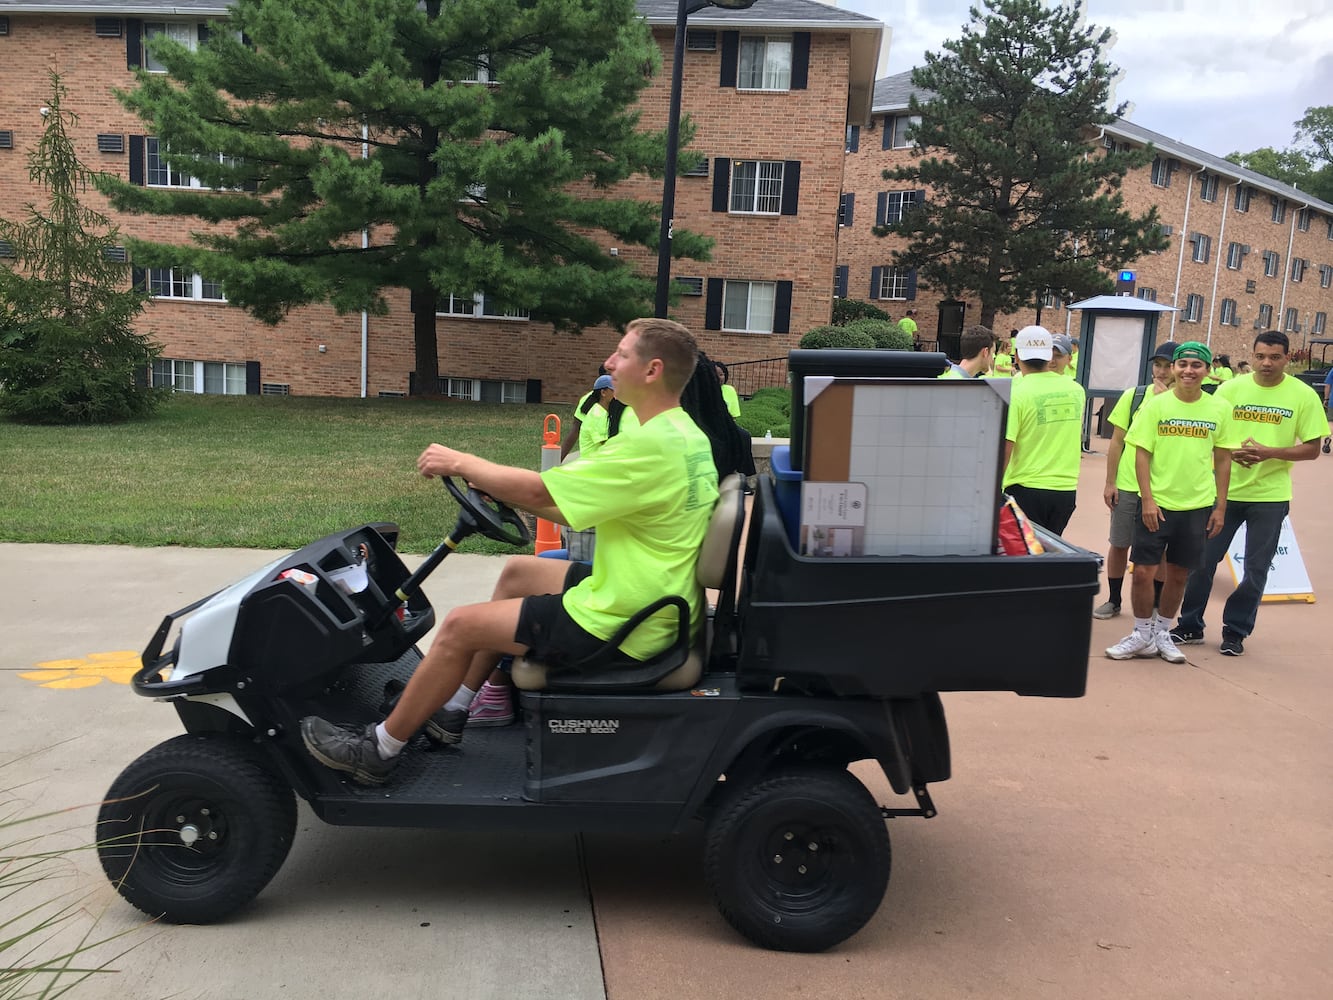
[458,556,570,693]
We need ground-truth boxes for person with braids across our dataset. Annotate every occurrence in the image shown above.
[560,373,637,459]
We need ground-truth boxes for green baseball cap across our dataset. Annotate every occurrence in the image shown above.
[1173,341,1212,364]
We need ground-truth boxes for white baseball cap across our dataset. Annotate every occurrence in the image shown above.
[1014,325,1053,361]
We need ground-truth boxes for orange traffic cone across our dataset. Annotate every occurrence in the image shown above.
[534,413,563,555]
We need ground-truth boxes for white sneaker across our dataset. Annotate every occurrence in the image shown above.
[1106,629,1156,659]
[1154,629,1187,664]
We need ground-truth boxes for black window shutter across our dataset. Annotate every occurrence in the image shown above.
[843,192,854,228]
[131,266,146,292]
[409,289,418,313]
[245,361,261,395]
[197,23,210,46]
[906,269,918,300]
[835,265,849,299]
[711,158,730,213]
[869,266,882,299]
[876,191,887,226]
[705,278,724,330]
[915,188,927,207]
[128,135,145,185]
[847,125,859,153]
[780,161,800,216]
[134,364,149,389]
[526,379,542,403]
[773,281,793,333]
[719,31,739,87]
[126,18,141,69]
[882,118,893,150]
[790,33,810,90]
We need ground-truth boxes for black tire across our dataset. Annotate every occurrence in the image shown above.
[704,766,890,952]
[96,735,297,924]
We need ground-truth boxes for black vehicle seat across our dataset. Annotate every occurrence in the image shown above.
[511,474,745,692]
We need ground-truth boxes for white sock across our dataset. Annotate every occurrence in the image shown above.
[1157,616,1175,633]
[1133,616,1154,635]
[444,684,477,713]
[375,722,407,760]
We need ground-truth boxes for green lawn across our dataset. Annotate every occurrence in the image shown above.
[0,394,562,553]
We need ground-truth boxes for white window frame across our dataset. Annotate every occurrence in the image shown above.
[729,160,784,215]
[1271,196,1286,224]
[881,190,919,225]
[878,266,911,301]
[435,292,528,321]
[1291,257,1306,282]
[736,35,793,92]
[1319,265,1333,289]
[1263,251,1280,277]
[887,115,920,150]
[1150,156,1171,187]
[143,21,198,74]
[1226,242,1244,270]
[152,358,246,394]
[1136,287,1157,302]
[1235,186,1251,213]
[1039,289,1061,309]
[1314,311,1327,335]
[1283,307,1299,332]
[1183,293,1203,323]
[1296,207,1311,232]
[1219,298,1237,326]
[721,279,777,334]
[459,55,491,84]
[146,137,238,190]
[1257,303,1273,329]
[148,266,224,302]
[1190,233,1210,264]
[1199,173,1218,202]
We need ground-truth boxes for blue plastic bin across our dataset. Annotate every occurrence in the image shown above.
[769,444,802,551]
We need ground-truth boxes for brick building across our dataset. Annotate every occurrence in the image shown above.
[0,0,883,402]
[839,70,1333,362]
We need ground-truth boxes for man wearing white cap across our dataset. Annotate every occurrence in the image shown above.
[1001,325,1087,535]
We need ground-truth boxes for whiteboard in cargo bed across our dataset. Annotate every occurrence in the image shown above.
[801,377,1007,557]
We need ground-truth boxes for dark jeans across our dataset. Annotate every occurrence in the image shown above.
[1178,500,1289,639]
[1005,484,1077,537]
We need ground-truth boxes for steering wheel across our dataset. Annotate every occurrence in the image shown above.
[442,477,532,547]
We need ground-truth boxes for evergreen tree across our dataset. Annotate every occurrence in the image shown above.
[877,0,1166,329]
[0,73,161,424]
[98,0,710,392]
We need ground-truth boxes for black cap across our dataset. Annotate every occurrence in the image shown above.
[1151,341,1178,361]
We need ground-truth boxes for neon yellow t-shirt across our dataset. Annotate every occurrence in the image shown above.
[1106,384,1165,494]
[542,407,719,660]
[1217,373,1330,502]
[1068,349,1079,378]
[993,352,1014,378]
[1125,390,1235,510]
[720,383,741,418]
[577,397,610,456]
[1003,371,1086,491]
[898,317,918,338]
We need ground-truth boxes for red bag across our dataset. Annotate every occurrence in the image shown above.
[997,494,1045,556]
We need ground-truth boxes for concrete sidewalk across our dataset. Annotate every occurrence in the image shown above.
[2,448,1329,999]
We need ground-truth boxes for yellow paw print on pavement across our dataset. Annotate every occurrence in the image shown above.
[19,651,141,690]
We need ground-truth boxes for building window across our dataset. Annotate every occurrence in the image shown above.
[1296,207,1311,232]
[1136,287,1157,302]
[878,266,911,301]
[1327,217,1333,240]
[1319,264,1332,289]
[737,35,792,91]
[1235,185,1252,212]
[1190,233,1211,264]
[439,377,527,403]
[143,21,199,73]
[837,192,853,227]
[1150,156,1173,187]
[879,190,920,225]
[721,280,777,333]
[1199,173,1218,202]
[1262,250,1280,277]
[884,114,920,150]
[1270,196,1286,224]
[1314,312,1327,335]
[152,359,246,394]
[844,125,859,154]
[1219,298,1238,326]
[1039,289,1061,309]
[1284,307,1300,332]
[1183,293,1203,323]
[729,160,784,214]
[1257,303,1273,329]
[436,292,528,320]
[458,56,491,84]
[148,267,224,301]
[1226,242,1247,270]
[145,138,194,187]
[1291,257,1306,282]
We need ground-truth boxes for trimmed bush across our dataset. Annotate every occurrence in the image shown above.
[845,318,914,350]
[737,386,792,439]
[831,299,891,326]
[799,325,875,350]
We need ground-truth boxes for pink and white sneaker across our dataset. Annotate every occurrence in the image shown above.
[467,684,515,727]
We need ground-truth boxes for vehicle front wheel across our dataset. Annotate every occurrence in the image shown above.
[97,735,297,923]
[704,766,890,952]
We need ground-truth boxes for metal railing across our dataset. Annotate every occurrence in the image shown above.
[723,356,789,397]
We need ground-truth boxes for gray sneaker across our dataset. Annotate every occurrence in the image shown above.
[1092,600,1121,619]
[301,717,398,786]
[424,708,467,746]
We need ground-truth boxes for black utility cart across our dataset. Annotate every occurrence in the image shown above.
[97,353,1099,953]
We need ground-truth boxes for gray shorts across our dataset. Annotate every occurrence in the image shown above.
[1108,491,1140,549]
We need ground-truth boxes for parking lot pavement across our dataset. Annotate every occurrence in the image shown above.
[3,448,1329,1000]
[0,545,605,1000]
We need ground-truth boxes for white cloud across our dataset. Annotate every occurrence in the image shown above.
[842,0,1333,158]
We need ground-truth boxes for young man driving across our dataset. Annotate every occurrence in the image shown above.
[301,318,720,785]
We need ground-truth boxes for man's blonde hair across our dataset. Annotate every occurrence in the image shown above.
[627,318,699,395]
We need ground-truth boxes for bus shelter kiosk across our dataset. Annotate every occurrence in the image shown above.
[1067,295,1178,450]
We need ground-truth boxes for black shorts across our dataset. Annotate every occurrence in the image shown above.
[514,562,606,668]
[1130,505,1211,570]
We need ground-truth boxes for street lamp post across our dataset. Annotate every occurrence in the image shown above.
[654,0,757,318]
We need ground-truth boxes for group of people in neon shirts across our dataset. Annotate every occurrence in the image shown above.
[988,331,1248,385]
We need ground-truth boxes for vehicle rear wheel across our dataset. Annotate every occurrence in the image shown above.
[704,766,890,952]
[97,735,297,923]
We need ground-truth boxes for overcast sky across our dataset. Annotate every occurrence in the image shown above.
[842,0,1333,160]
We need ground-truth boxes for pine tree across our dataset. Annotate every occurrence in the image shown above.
[99,0,710,392]
[878,0,1167,330]
[0,73,161,424]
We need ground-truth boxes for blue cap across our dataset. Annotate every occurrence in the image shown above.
[593,375,614,390]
